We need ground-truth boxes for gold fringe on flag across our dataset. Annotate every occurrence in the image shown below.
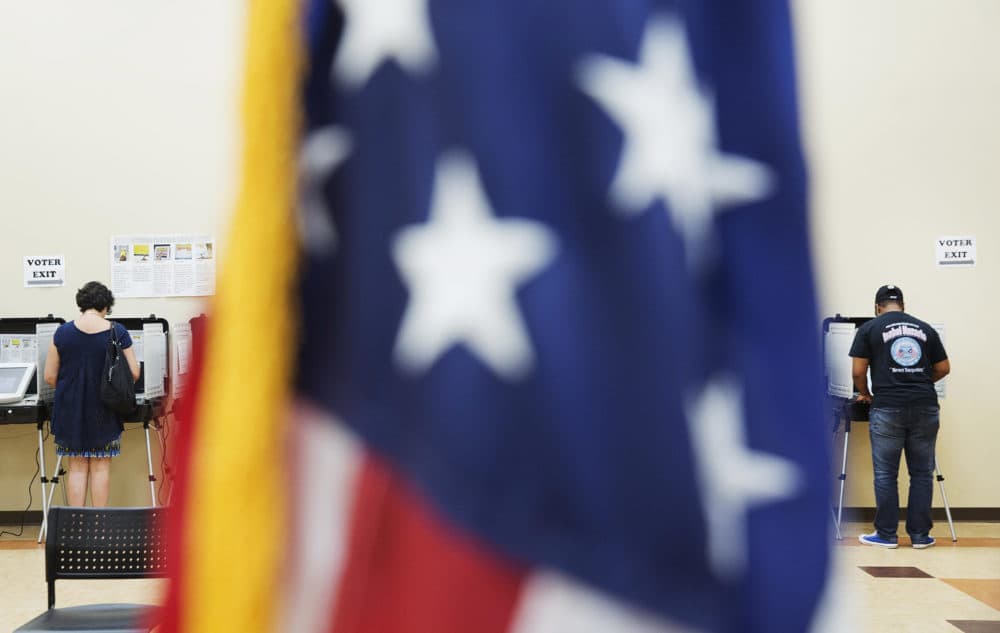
[181,0,302,630]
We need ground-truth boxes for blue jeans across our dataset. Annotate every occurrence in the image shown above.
[869,406,940,541]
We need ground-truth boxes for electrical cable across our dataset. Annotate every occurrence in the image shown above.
[157,408,174,502]
[0,430,45,539]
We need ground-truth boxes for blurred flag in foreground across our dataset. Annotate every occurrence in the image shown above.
[162,0,839,632]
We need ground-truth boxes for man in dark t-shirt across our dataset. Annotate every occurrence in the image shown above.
[849,284,950,549]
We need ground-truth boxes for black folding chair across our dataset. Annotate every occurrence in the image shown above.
[15,506,167,633]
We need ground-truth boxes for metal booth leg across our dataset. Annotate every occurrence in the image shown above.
[934,460,957,542]
[38,454,63,543]
[37,424,49,544]
[835,416,851,539]
[144,422,158,506]
[44,456,63,520]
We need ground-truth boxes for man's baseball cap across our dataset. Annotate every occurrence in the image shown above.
[875,284,904,304]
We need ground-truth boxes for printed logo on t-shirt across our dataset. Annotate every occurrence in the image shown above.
[890,337,922,367]
[881,323,927,344]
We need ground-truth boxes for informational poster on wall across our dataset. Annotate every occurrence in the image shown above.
[110,235,216,298]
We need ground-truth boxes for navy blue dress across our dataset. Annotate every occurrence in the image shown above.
[51,321,133,457]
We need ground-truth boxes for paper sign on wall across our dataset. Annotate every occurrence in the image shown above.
[110,235,215,298]
[936,236,976,267]
[24,255,65,287]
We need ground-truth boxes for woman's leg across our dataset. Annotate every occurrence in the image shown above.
[89,457,112,507]
[66,456,90,506]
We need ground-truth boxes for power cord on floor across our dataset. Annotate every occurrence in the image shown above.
[0,431,45,539]
[157,412,172,502]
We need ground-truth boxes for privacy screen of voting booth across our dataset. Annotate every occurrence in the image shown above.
[108,316,169,420]
[0,316,63,424]
[102,316,170,509]
[1,316,65,540]
[823,315,947,407]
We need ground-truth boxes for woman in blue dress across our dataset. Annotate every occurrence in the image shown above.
[44,281,139,507]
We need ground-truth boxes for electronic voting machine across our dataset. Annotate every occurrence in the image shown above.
[0,316,63,424]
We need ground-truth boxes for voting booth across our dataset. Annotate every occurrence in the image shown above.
[39,314,169,512]
[0,315,172,541]
[112,315,169,503]
[822,314,956,541]
[0,316,62,424]
[1,316,64,540]
[109,316,169,415]
[34,316,172,541]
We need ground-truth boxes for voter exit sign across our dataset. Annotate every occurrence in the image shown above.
[24,255,66,287]
[935,236,976,268]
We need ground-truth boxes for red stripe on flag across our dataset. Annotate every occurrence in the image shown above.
[159,316,209,633]
[331,455,528,633]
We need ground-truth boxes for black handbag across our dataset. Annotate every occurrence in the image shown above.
[100,324,136,415]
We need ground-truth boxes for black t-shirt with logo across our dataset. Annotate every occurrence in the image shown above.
[849,311,947,408]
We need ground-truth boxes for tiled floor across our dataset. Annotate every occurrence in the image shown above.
[2,521,999,632]
[836,521,1000,633]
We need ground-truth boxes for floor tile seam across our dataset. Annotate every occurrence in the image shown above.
[834,539,1000,549]
[938,579,1000,614]
[859,570,1000,581]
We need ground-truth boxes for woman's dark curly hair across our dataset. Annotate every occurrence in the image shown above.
[75,281,115,313]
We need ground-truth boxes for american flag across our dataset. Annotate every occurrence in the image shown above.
[163,1,839,632]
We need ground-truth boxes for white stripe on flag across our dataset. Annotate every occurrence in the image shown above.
[277,400,362,633]
[508,572,707,633]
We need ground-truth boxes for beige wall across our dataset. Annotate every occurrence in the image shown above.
[794,0,1000,507]
[1,2,997,513]
[0,1,243,510]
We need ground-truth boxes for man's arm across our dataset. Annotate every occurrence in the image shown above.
[931,358,950,382]
[852,357,872,403]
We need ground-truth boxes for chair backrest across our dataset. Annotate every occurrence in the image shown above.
[45,506,167,609]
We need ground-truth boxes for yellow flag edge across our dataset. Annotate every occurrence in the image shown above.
[182,0,302,630]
